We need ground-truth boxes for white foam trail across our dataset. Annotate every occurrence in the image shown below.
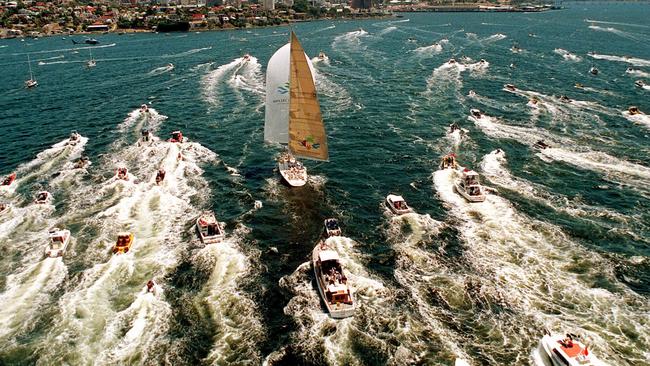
[227,56,265,96]
[432,167,650,365]
[588,53,650,67]
[147,64,175,75]
[585,18,650,29]
[588,25,643,41]
[163,46,211,58]
[332,29,369,48]
[414,39,448,56]
[622,110,650,128]
[482,33,507,43]
[554,48,582,62]
[378,26,397,35]
[625,68,650,78]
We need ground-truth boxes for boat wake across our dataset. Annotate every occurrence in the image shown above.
[413,39,448,57]
[554,48,582,62]
[202,56,265,108]
[587,53,650,67]
[587,25,644,42]
[148,64,175,76]
[332,29,369,50]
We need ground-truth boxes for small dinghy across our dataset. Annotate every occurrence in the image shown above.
[113,232,134,254]
[168,130,183,143]
[116,167,129,181]
[196,211,225,244]
[312,240,355,318]
[454,169,486,202]
[386,194,413,215]
[34,191,52,204]
[628,106,643,116]
[323,218,342,238]
[540,331,605,366]
[635,80,645,88]
[155,168,166,185]
[1,172,16,186]
[45,228,71,257]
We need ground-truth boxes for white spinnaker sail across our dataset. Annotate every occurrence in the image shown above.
[264,43,316,144]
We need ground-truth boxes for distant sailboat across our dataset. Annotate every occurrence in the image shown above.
[86,48,96,68]
[25,54,38,88]
[264,31,328,187]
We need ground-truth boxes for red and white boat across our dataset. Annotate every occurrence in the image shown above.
[116,167,129,181]
[168,131,183,143]
[196,211,225,244]
[540,332,607,366]
[34,191,52,204]
[1,172,16,186]
[155,169,165,185]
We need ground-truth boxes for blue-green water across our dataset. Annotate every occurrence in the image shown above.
[1,3,649,365]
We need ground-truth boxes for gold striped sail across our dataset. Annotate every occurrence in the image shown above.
[288,31,329,161]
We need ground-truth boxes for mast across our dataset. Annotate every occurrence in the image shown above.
[288,31,328,162]
[27,54,34,80]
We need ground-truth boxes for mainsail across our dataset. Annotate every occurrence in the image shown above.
[288,32,329,161]
[264,43,291,144]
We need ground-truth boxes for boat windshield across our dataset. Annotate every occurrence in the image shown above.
[50,242,62,249]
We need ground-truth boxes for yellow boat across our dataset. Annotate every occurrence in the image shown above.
[113,232,134,254]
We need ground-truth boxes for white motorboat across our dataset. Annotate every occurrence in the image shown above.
[454,169,486,202]
[243,54,251,62]
[196,211,225,244]
[323,218,341,237]
[504,83,516,92]
[440,153,458,170]
[312,240,355,319]
[528,97,540,109]
[635,80,646,88]
[44,228,71,257]
[318,51,328,60]
[68,131,81,145]
[386,194,413,215]
[167,63,174,70]
[589,66,598,75]
[34,191,52,204]
[540,332,606,366]
[627,106,643,116]
[145,280,160,296]
[264,32,329,188]
[116,167,129,181]
[470,108,483,119]
[140,104,148,113]
[0,202,10,217]
[278,152,307,187]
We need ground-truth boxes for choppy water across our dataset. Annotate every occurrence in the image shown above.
[1,3,649,365]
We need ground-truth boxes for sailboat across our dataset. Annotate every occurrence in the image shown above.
[86,48,96,68]
[25,54,38,88]
[264,32,329,187]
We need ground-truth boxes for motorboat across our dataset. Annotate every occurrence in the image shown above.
[386,194,413,215]
[113,232,134,254]
[86,59,96,68]
[71,38,98,45]
[167,63,174,69]
[196,211,225,244]
[558,95,573,103]
[468,90,476,97]
[45,228,71,257]
[504,83,516,91]
[589,66,598,75]
[155,168,166,185]
[448,58,457,65]
[454,168,486,202]
[141,128,151,142]
[318,51,327,60]
[116,167,129,181]
[146,280,159,296]
[407,37,416,42]
[510,44,521,53]
[68,131,81,145]
[140,104,149,113]
[278,152,307,187]
[74,156,90,169]
[540,332,604,366]
[470,109,483,119]
[0,202,9,217]
[168,130,183,143]
[34,191,52,204]
[243,54,251,62]
[533,140,551,150]
[449,122,462,133]
[1,172,16,186]
[635,80,646,88]
[324,218,342,237]
[440,153,458,170]
[628,106,643,115]
[528,97,540,108]
[25,79,38,88]
[312,240,355,318]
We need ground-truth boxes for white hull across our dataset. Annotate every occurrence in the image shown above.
[540,334,605,366]
[454,181,486,202]
[385,195,413,215]
[312,243,355,319]
[196,213,225,244]
[279,160,307,187]
[45,230,71,258]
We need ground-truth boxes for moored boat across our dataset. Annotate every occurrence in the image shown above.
[34,191,52,204]
[386,194,413,215]
[540,332,605,366]
[323,218,341,237]
[2,172,17,186]
[113,232,134,254]
[116,167,129,181]
[45,228,71,257]
[196,211,225,244]
[312,240,355,318]
[454,168,486,202]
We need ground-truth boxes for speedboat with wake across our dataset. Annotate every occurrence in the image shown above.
[146,280,160,296]
[74,156,90,169]
[168,130,183,143]
[68,131,81,146]
[540,331,605,366]
[116,167,129,181]
[140,104,149,113]
[155,169,166,185]
[113,232,134,254]
[323,218,342,237]
[533,140,551,150]
[504,83,517,92]
[635,80,646,88]
[1,172,16,186]
[45,228,71,257]
[440,153,458,170]
[312,240,355,318]
[0,202,10,217]
[196,211,225,244]
[34,191,52,204]
[454,168,486,202]
[627,106,644,116]
[318,51,328,61]
[242,54,251,62]
[470,108,483,119]
[386,194,413,215]
[528,97,540,109]
[141,128,151,143]
[278,151,307,187]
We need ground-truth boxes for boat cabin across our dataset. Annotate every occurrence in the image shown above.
[169,131,183,143]
[458,169,484,198]
[2,172,16,186]
[318,250,352,305]
[440,154,457,170]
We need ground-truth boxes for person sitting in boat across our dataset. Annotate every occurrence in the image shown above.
[471,109,482,118]
[560,335,575,348]
[147,280,155,293]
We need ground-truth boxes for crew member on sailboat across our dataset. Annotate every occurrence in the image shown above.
[264,32,329,187]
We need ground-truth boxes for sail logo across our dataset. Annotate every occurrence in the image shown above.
[301,135,320,150]
[277,82,290,95]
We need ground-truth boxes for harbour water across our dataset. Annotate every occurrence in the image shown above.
[1,3,649,365]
